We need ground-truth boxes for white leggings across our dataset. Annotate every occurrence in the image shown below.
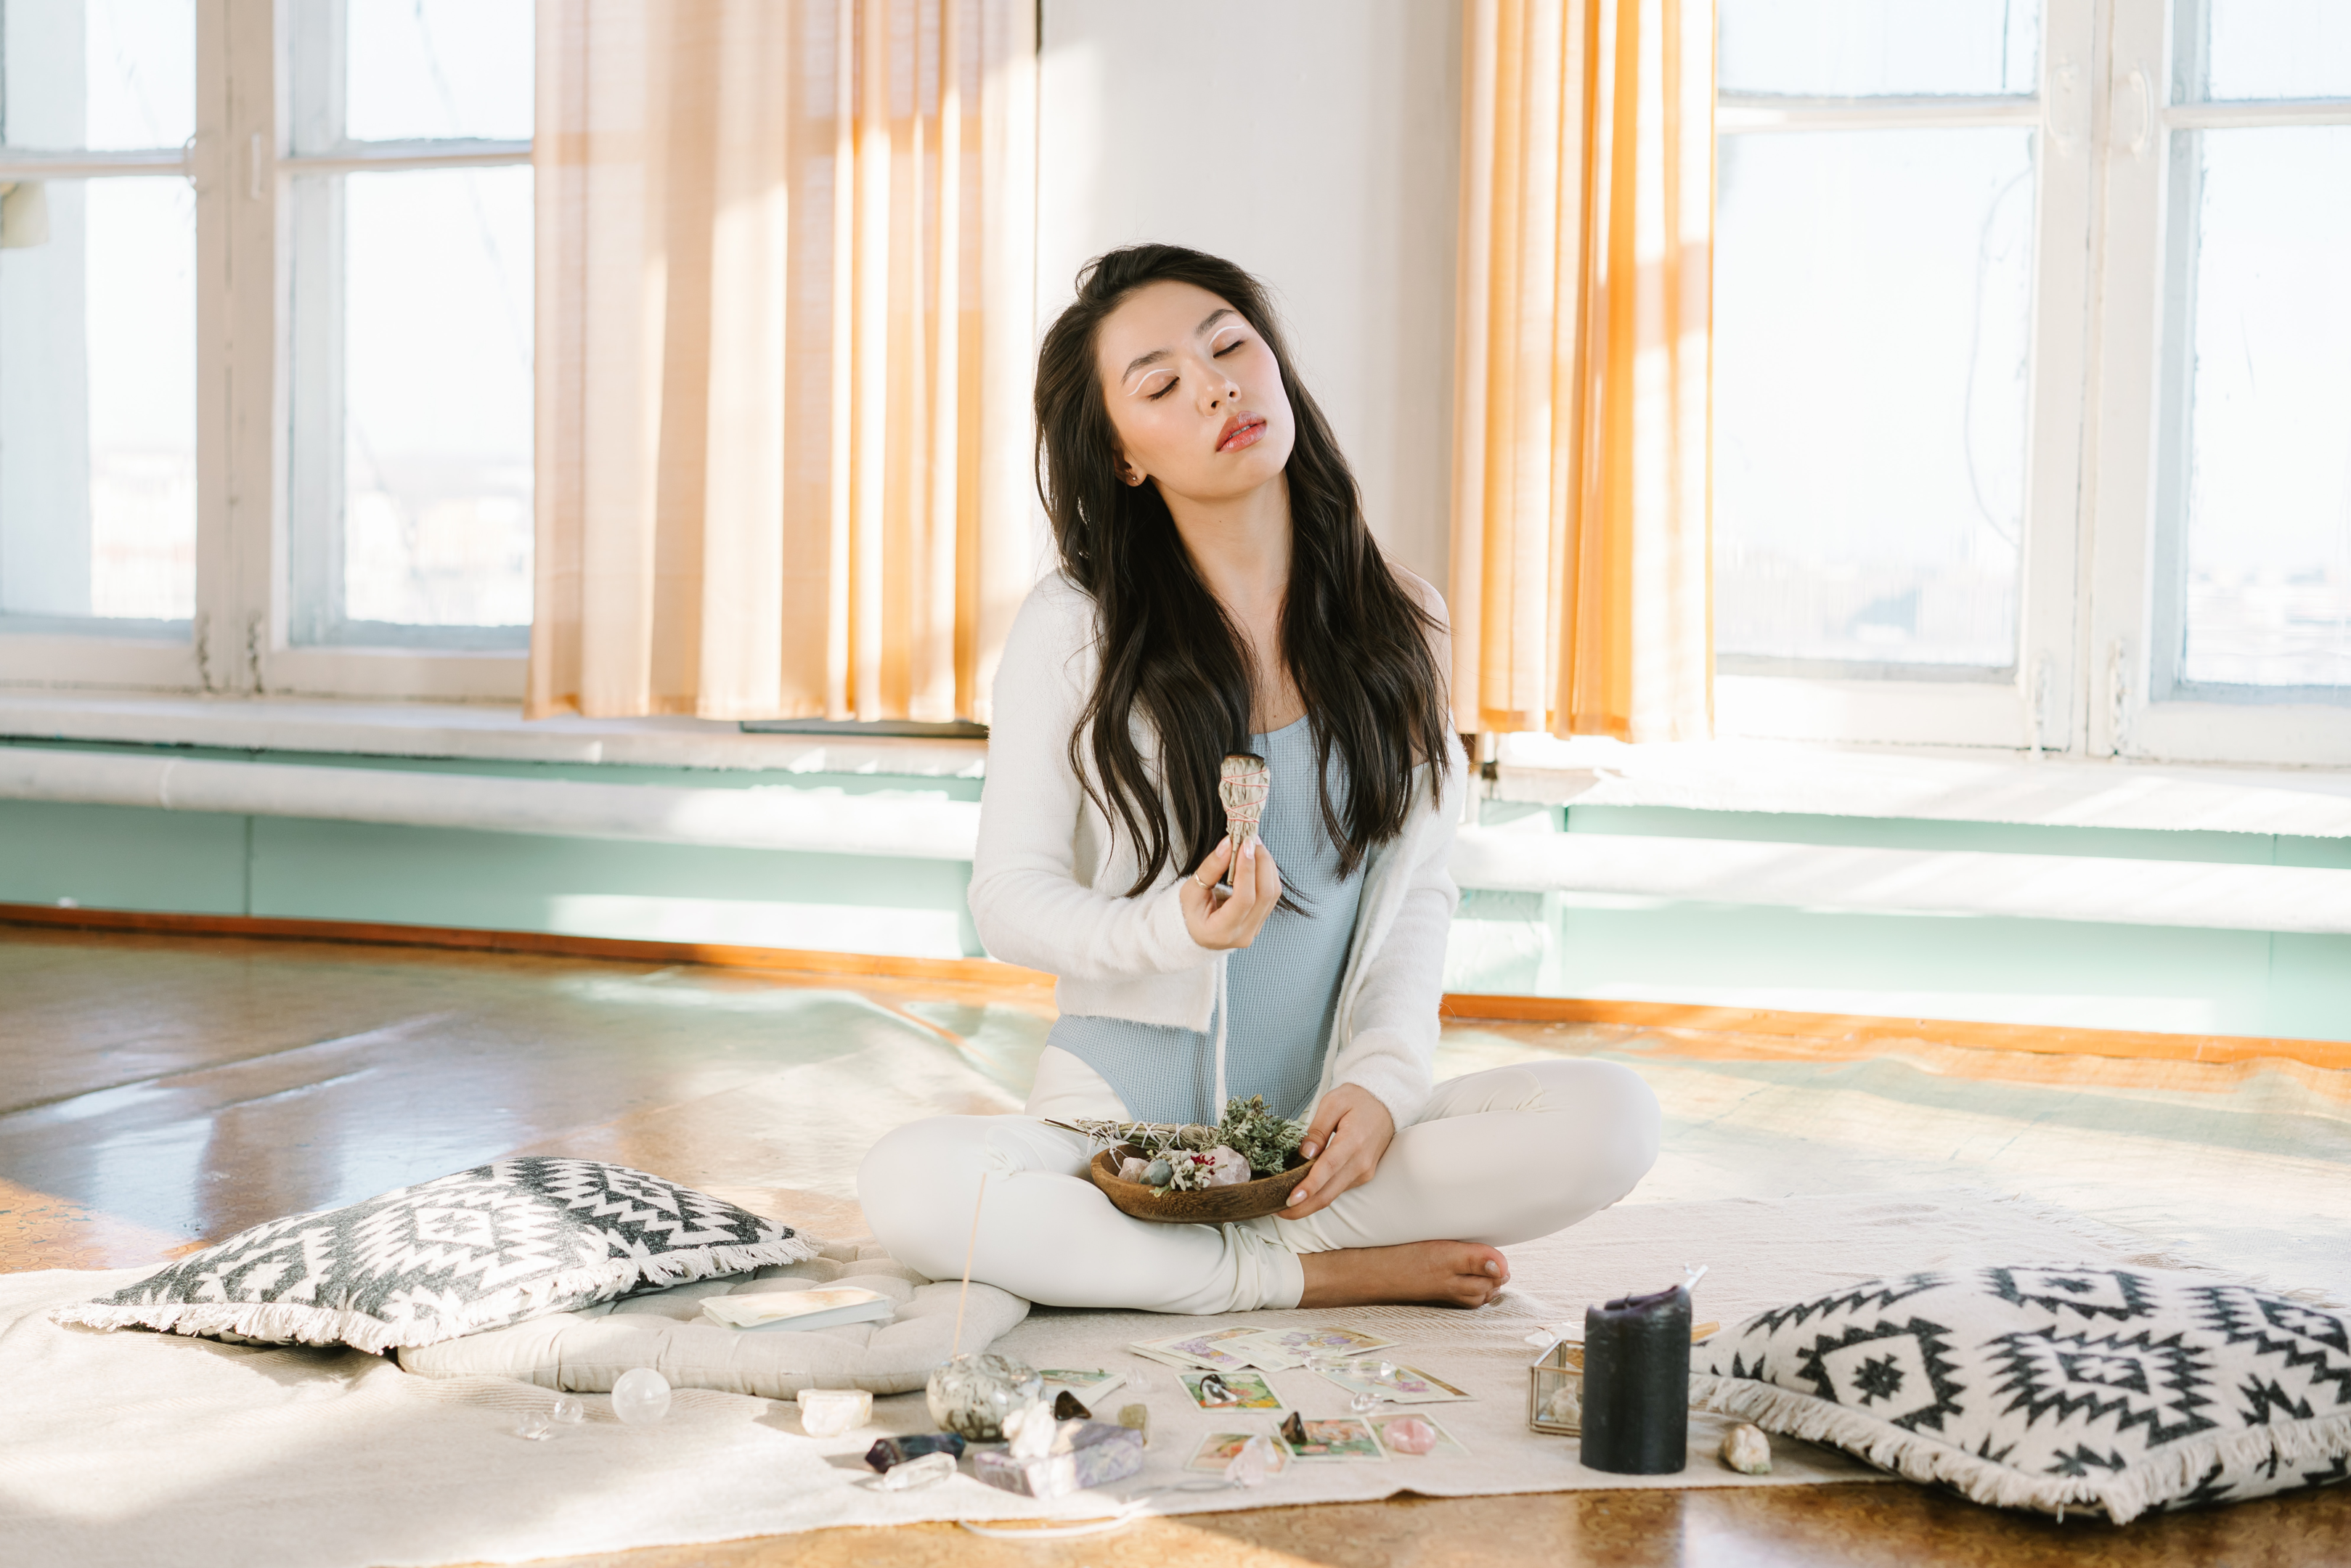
[855,1048,1662,1315]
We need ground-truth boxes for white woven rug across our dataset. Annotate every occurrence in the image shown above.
[0,1189,2221,1568]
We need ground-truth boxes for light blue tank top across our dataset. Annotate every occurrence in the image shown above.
[1045,716,1365,1124]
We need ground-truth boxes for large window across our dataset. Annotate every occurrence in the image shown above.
[1716,0,2351,764]
[0,0,197,641]
[0,0,533,698]
[286,0,532,650]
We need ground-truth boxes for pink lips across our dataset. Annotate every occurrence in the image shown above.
[1217,413,1267,454]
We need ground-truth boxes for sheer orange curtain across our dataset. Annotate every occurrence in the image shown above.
[529,0,1036,722]
[1449,0,1714,742]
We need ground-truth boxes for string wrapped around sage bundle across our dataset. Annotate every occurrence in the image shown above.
[1218,753,1270,852]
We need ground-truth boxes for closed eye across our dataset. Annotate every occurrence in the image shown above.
[1213,337,1247,357]
[1147,377,1179,400]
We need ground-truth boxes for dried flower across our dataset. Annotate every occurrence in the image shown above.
[1056,1096,1306,1188]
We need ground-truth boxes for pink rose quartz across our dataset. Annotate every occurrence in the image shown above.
[1117,1156,1149,1182]
[1383,1418,1438,1455]
[1206,1146,1252,1187]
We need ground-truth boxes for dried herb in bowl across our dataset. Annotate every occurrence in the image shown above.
[1052,1095,1307,1194]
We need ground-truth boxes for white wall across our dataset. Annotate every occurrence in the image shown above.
[1035,0,1462,591]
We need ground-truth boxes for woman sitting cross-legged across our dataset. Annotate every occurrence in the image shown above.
[857,244,1660,1315]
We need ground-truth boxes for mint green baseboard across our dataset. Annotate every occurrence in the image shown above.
[4,783,2346,1043]
[0,801,250,915]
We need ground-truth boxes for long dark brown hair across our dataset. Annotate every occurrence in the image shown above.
[1033,244,1451,895]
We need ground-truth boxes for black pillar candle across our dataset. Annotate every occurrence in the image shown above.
[1578,1282,1691,1474]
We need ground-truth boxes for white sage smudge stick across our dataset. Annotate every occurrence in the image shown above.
[1218,752,1270,853]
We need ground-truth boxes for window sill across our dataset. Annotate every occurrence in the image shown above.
[0,690,988,777]
[1491,732,2351,838]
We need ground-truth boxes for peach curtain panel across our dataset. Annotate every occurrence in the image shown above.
[529,0,1038,722]
[1449,0,1714,741]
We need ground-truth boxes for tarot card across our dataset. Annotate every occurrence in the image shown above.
[1180,1368,1284,1411]
[1314,1362,1475,1405]
[1035,1368,1127,1403]
[1369,1413,1471,1458]
[1223,1325,1400,1370]
[1279,1416,1385,1461]
[1130,1326,1268,1374]
[1186,1432,1292,1476]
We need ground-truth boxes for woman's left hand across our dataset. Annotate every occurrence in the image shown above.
[1280,1083,1394,1220]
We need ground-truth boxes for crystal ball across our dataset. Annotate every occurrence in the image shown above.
[611,1366,672,1425]
[925,1351,1044,1441]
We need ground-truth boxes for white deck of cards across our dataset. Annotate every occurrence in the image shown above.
[699,1286,896,1333]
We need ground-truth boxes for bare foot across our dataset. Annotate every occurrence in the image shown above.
[1297,1240,1511,1309]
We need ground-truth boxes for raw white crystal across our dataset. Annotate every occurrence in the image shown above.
[1002,1398,1056,1459]
[875,1451,956,1490]
[1223,1433,1282,1487]
[795,1387,873,1437]
[1720,1422,1772,1475]
[1542,1380,1583,1429]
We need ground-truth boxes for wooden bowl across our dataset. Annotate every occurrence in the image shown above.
[1088,1145,1314,1224]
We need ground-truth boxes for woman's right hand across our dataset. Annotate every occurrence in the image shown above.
[1181,836,1282,950]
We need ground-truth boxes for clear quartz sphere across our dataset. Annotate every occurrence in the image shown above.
[611,1366,673,1425]
[550,1395,586,1427]
[925,1351,1044,1441]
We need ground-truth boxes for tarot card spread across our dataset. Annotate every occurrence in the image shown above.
[1315,1363,1474,1405]
[1280,1416,1385,1461]
[1181,1370,1284,1411]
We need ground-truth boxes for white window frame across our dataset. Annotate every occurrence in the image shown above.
[1716,0,2351,767]
[0,0,529,702]
[2085,0,2351,767]
[1711,0,2100,754]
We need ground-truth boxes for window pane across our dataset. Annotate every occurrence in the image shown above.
[2185,0,2351,103]
[345,0,534,143]
[1719,0,2040,97]
[1715,129,2034,671]
[290,168,533,642]
[2175,128,2351,693]
[0,176,195,626]
[0,0,194,151]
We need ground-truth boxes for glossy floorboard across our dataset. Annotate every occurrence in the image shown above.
[3,925,2345,1567]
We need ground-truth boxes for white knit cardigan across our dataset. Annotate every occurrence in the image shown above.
[967,572,1467,1130]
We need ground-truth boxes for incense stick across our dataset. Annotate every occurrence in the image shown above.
[950,1172,988,1357]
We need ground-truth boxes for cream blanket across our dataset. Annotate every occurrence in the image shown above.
[2,1190,2207,1568]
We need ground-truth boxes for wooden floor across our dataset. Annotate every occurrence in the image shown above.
[3,923,2345,1567]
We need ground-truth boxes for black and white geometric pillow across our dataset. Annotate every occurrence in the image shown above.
[52,1159,816,1354]
[1692,1267,2351,1523]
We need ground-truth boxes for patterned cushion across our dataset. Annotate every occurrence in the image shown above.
[1691,1266,2351,1523]
[50,1159,817,1354]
